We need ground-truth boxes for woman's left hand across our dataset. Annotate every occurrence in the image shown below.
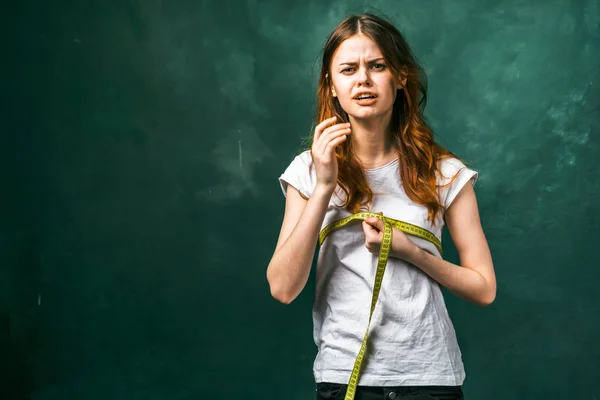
[362,213,420,262]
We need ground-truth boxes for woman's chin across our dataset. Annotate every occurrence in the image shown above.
[347,109,387,121]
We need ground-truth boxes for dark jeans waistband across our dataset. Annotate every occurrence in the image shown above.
[316,382,464,400]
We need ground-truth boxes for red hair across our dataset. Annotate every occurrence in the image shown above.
[307,13,466,226]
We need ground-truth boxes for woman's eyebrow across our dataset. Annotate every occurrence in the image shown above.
[338,57,385,66]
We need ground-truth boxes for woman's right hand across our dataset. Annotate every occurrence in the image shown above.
[311,116,351,193]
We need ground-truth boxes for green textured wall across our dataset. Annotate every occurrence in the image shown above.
[3,0,599,399]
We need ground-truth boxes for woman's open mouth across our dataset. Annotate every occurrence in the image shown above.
[353,94,377,105]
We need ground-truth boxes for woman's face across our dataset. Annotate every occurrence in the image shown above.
[328,34,405,122]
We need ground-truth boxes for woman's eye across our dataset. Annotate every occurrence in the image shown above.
[340,64,384,73]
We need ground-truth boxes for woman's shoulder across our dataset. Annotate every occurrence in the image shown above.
[294,149,313,164]
[435,155,479,209]
[437,154,467,171]
[278,149,316,198]
[436,155,477,183]
[285,149,315,173]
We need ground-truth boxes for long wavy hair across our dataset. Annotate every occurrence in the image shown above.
[307,13,466,226]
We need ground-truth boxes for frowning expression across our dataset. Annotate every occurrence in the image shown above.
[328,34,406,121]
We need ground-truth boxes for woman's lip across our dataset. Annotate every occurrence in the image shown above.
[354,97,377,105]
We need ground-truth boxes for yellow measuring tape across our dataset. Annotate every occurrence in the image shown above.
[318,212,442,400]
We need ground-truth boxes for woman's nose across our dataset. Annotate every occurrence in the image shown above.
[356,67,371,86]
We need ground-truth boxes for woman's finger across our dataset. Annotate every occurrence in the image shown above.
[313,120,344,155]
[365,216,384,231]
[322,134,348,157]
[318,123,351,144]
[320,125,351,145]
[317,126,351,155]
[313,117,338,142]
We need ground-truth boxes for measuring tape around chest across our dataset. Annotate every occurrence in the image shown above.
[318,212,442,400]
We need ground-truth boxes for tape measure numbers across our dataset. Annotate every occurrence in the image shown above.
[318,212,441,400]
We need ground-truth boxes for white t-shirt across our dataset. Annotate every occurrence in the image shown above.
[278,149,478,387]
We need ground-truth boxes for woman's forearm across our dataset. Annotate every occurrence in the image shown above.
[405,247,496,307]
[267,186,333,304]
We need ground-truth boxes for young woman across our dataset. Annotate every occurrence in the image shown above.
[266,13,496,400]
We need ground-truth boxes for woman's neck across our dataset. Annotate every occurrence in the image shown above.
[348,114,398,168]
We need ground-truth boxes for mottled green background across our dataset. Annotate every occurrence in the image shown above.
[3,0,599,399]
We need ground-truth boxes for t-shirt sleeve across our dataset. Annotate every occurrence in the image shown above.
[438,157,479,210]
[278,151,316,198]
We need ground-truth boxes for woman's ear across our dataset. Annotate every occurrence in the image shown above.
[326,73,337,97]
[397,67,408,89]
